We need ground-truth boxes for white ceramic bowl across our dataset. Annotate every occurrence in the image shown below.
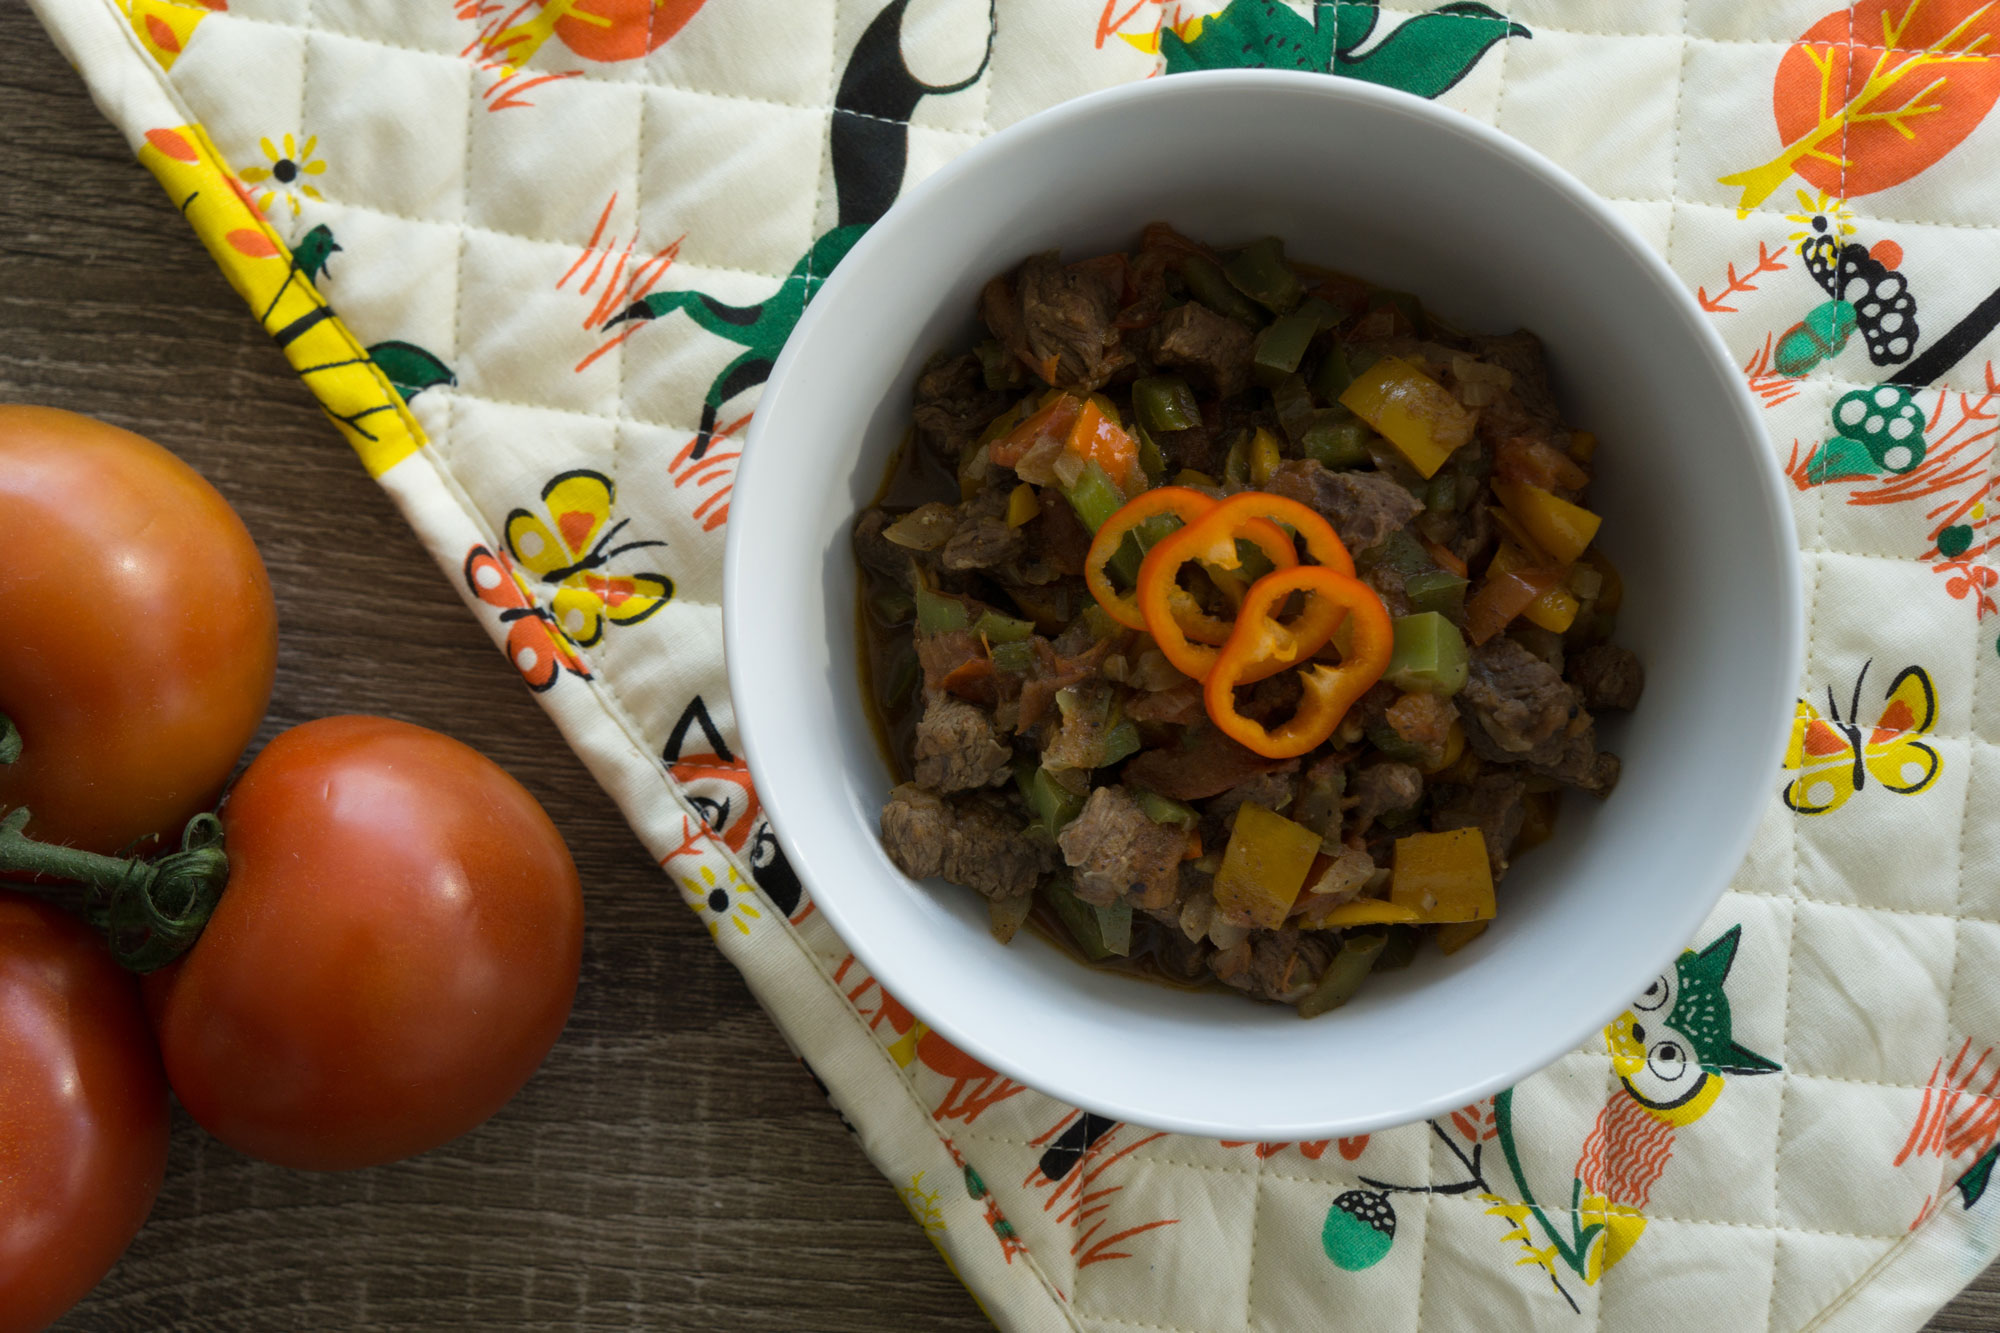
[726,71,1799,1138]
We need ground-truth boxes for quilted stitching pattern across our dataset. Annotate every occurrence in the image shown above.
[27,2,2000,1329]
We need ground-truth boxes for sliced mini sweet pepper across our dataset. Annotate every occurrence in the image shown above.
[1086,487,1242,631]
[1487,540,1580,634]
[1204,566,1393,759]
[1213,803,1324,929]
[1303,898,1427,928]
[1134,492,1353,678]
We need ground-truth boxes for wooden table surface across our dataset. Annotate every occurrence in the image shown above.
[2,11,1993,1330]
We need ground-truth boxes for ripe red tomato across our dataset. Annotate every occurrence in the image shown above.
[0,406,277,855]
[1,895,169,1333]
[145,716,584,1170]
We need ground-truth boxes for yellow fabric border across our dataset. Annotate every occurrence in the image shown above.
[135,120,427,478]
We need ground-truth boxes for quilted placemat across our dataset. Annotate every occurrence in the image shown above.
[27,1,2000,1328]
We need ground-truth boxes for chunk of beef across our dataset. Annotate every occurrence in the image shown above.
[1017,636,1113,734]
[912,693,1013,793]
[1266,460,1425,556]
[1569,643,1645,712]
[1123,722,1298,801]
[986,252,1127,391]
[1124,680,1205,726]
[1057,785,1190,910]
[854,507,920,584]
[1460,639,1622,796]
[913,351,1013,459]
[940,486,1023,571]
[1430,771,1529,877]
[1348,762,1422,834]
[1291,754,1348,839]
[917,628,995,705]
[1238,669,1304,727]
[1461,637,1573,755]
[1385,691,1459,770]
[1149,301,1254,399]
[1466,330,1559,420]
[1361,563,1411,618]
[1210,929,1335,1005]
[1155,422,1215,474]
[880,784,1053,900]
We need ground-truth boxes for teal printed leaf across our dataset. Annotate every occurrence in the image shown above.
[367,340,456,400]
[1957,1144,1999,1210]
[1338,3,1529,99]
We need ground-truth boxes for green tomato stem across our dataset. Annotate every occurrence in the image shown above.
[0,807,228,972]
[0,711,18,765]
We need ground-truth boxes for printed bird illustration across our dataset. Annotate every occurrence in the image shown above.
[1348,926,1777,1307]
[1155,0,1528,98]
[601,0,995,460]
[605,224,866,459]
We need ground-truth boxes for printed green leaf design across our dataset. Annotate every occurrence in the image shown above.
[292,224,341,283]
[1160,0,1526,99]
[368,340,456,400]
[1958,1143,1999,1210]
[1338,3,1529,99]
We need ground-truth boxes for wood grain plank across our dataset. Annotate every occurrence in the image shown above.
[1,11,985,1331]
[2,7,1993,1330]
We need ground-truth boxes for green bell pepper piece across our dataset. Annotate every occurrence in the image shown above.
[1132,789,1198,828]
[1252,309,1320,386]
[1017,762,1086,837]
[1224,237,1302,315]
[1297,931,1388,1018]
[1041,879,1133,960]
[1133,376,1202,433]
[1384,611,1470,696]
[973,610,1034,644]
[913,584,969,634]
[1061,459,1125,533]
[990,639,1036,675]
[1181,254,1265,326]
[1404,568,1469,617]
[1299,413,1372,470]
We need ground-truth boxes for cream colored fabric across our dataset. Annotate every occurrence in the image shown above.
[30,2,2000,1329]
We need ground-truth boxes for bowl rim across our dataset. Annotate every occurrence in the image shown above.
[725,68,1802,1137]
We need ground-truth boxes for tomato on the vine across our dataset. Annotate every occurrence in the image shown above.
[1,895,169,1333]
[145,716,585,1171]
[0,406,277,855]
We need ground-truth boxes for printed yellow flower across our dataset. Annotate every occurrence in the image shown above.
[681,862,761,938]
[1785,189,1856,243]
[239,133,327,217]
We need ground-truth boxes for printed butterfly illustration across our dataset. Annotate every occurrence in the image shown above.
[464,469,672,691]
[1775,213,1920,376]
[503,469,672,647]
[463,544,591,691]
[1782,660,1941,815]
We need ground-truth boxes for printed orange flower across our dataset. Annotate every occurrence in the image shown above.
[1721,0,2000,213]
[238,133,327,217]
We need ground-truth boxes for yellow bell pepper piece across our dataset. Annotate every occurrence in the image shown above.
[1487,541,1580,634]
[1338,355,1475,479]
[1005,483,1040,528]
[1214,803,1323,929]
[1390,828,1495,923]
[1248,426,1284,486]
[1436,920,1488,954]
[1304,898,1427,928]
[1492,480,1601,566]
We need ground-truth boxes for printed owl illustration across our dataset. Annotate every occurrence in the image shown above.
[1576,926,1779,1280]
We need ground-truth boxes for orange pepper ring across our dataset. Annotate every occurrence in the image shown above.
[1084,487,1228,632]
[1086,489,1295,636]
[1204,567,1394,760]
[1137,513,1323,681]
